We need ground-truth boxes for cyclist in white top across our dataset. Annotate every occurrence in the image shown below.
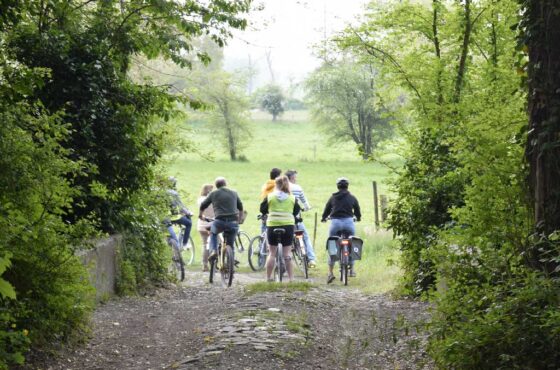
[285,170,316,267]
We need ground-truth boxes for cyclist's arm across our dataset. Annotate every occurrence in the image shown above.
[297,189,311,211]
[199,194,212,219]
[259,198,269,215]
[353,196,362,222]
[293,200,302,221]
[236,195,243,212]
[321,198,332,222]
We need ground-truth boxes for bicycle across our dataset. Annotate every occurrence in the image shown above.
[177,224,195,266]
[248,215,268,271]
[327,230,363,286]
[205,218,236,288]
[291,229,309,279]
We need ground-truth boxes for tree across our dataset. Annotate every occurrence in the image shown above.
[521,0,560,271]
[201,71,252,161]
[257,84,285,121]
[0,1,251,365]
[305,60,393,159]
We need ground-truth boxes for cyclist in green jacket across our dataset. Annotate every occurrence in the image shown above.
[260,176,301,282]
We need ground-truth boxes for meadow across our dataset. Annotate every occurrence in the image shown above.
[169,110,402,293]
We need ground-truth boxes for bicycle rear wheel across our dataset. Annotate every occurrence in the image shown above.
[248,235,266,271]
[341,263,348,286]
[221,245,234,287]
[236,231,251,254]
[292,240,309,279]
[275,246,283,283]
[170,239,185,282]
[209,254,216,284]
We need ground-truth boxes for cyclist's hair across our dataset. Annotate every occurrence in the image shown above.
[285,169,297,181]
[215,177,227,188]
[275,175,291,193]
[270,167,282,180]
[200,184,213,196]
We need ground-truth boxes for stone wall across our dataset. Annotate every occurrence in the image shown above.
[77,235,121,301]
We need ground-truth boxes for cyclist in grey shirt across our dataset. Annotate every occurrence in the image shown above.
[199,177,243,261]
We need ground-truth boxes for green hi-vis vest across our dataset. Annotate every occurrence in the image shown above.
[266,193,296,227]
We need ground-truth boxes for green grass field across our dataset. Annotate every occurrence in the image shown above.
[169,110,402,293]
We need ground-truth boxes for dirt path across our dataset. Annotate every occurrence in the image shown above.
[34,270,432,370]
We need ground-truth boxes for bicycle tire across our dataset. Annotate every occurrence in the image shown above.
[236,231,251,254]
[209,255,215,284]
[221,245,234,287]
[292,239,309,279]
[275,245,283,283]
[170,239,185,282]
[303,255,309,279]
[341,263,348,286]
[248,235,266,271]
[182,236,195,266]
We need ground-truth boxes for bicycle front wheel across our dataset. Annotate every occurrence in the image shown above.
[236,231,251,254]
[221,245,234,287]
[183,236,195,265]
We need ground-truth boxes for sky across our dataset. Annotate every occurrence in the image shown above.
[223,0,369,93]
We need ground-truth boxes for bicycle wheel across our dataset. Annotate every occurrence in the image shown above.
[170,239,185,282]
[209,251,216,284]
[221,245,234,287]
[292,240,308,279]
[275,246,283,282]
[236,231,251,254]
[341,263,348,286]
[248,235,266,271]
[182,236,195,266]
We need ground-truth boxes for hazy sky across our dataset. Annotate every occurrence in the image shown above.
[223,0,369,91]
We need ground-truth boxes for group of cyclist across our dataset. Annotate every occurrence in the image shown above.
[165,167,361,284]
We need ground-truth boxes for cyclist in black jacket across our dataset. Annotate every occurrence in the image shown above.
[321,177,361,283]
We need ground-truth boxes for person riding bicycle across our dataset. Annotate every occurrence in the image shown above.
[285,169,317,268]
[321,177,361,283]
[165,176,193,249]
[260,175,302,282]
[198,177,244,263]
[259,167,282,233]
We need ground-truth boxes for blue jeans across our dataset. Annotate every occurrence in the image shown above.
[168,216,192,246]
[210,219,239,253]
[296,222,316,261]
[328,217,355,267]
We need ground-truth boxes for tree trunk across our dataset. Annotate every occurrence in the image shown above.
[525,0,560,267]
[453,0,472,104]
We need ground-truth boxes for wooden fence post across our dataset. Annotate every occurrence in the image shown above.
[372,181,379,230]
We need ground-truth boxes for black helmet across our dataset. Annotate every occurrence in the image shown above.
[336,177,349,187]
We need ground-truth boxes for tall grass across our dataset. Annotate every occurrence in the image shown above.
[169,110,401,293]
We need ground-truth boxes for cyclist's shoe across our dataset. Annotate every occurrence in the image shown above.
[208,251,218,262]
[349,269,357,277]
[327,273,335,284]
[267,278,275,283]
[202,265,209,272]
[308,260,317,268]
